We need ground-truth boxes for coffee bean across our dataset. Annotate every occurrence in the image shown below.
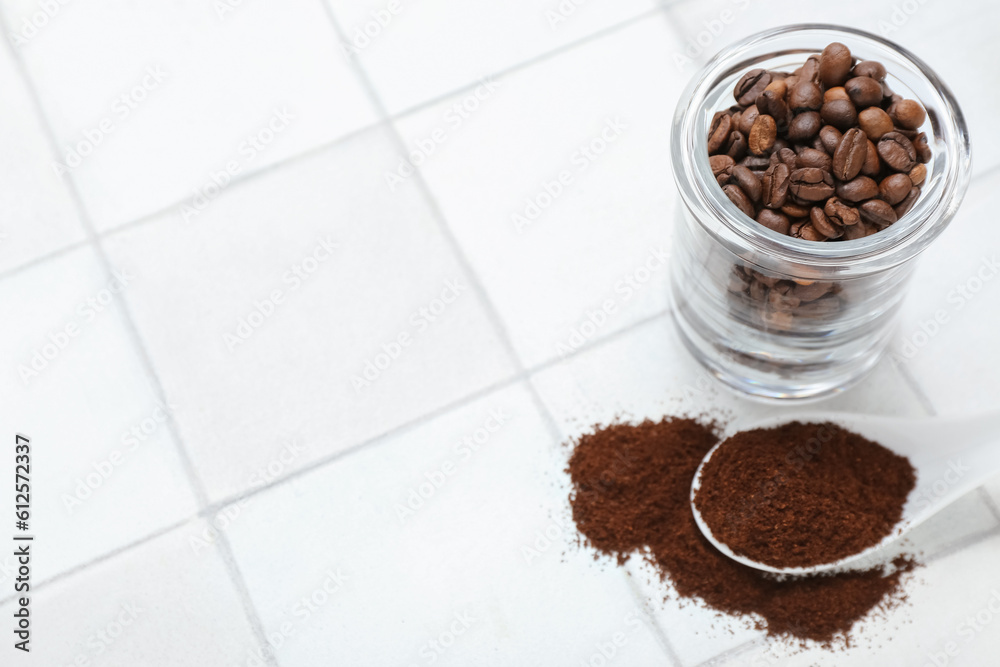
[861,139,881,177]
[909,163,927,187]
[857,107,894,141]
[878,173,913,205]
[731,165,761,202]
[756,208,790,235]
[824,197,861,226]
[791,281,833,301]
[723,183,755,218]
[726,130,748,160]
[734,69,772,107]
[819,42,853,88]
[810,207,843,239]
[737,105,759,136]
[799,55,821,83]
[852,60,886,81]
[710,155,735,178]
[761,163,791,209]
[768,288,801,311]
[878,132,917,172]
[780,202,810,218]
[740,154,770,170]
[796,147,832,171]
[716,173,729,187]
[845,77,883,108]
[889,99,926,130]
[842,222,867,240]
[859,199,897,228]
[778,147,798,170]
[789,81,823,111]
[913,132,932,163]
[832,127,867,180]
[819,125,842,154]
[748,114,777,155]
[798,223,826,242]
[894,187,920,217]
[708,112,732,154]
[789,168,835,201]
[821,99,857,131]
[756,89,789,129]
[787,111,822,141]
[823,87,850,103]
[836,175,879,202]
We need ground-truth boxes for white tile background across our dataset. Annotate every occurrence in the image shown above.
[0,0,998,665]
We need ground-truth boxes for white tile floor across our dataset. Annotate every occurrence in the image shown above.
[2,1,999,665]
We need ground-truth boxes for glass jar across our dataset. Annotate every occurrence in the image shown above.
[669,25,971,400]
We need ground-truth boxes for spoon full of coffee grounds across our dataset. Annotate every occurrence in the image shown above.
[690,412,1000,576]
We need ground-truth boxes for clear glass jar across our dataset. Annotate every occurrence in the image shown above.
[669,25,972,400]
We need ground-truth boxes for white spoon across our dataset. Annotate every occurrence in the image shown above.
[690,410,1000,576]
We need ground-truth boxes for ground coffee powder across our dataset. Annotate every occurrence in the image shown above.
[694,421,916,568]
[567,418,915,644]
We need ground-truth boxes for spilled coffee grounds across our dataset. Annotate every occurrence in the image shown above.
[567,418,916,643]
[694,421,916,568]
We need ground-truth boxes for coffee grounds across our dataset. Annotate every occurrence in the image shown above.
[694,421,916,568]
[567,418,916,644]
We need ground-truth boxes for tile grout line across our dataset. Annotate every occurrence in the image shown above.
[0,237,90,281]
[977,487,1000,525]
[0,19,278,667]
[622,571,685,667]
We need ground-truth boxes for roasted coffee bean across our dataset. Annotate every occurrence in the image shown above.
[716,173,729,187]
[788,81,823,111]
[823,87,850,103]
[791,281,833,302]
[820,99,857,131]
[842,221,867,240]
[832,127,867,180]
[734,69,772,107]
[749,279,769,302]
[796,147,832,171]
[836,175,879,202]
[731,165,761,202]
[799,55,821,83]
[798,223,826,242]
[748,114,777,155]
[861,139,881,177]
[819,125,843,154]
[888,99,926,130]
[913,132,932,163]
[726,130,748,160]
[756,208,790,235]
[756,89,790,130]
[737,104,759,135]
[778,147,798,169]
[878,132,917,172]
[810,207,843,239]
[824,197,861,227]
[772,137,791,154]
[739,154,771,170]
[781,202,811,218]
[857,107,894,141]
[845,77,883,108]
[796,294,842,315]
[909,163,927,187]
[879,173,913,205]
[819,42,853,87]
[789,221,806,238]
[859,199,898,228]
[787,111,821,141]
[852,60,886,81]
[761,162,791,209]
[894,186,920,217]
[723,183,755,218]
[789,168,835,201]
[768,289,801,311]
[708,112,732,154]
[710,154,735,178]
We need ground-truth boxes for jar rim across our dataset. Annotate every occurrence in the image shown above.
[672,23,972,273]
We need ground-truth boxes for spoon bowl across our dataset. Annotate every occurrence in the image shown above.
[690,410,1000,576]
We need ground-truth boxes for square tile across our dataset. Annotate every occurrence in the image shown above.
[224,383,672,666]
[0,520,266,666]
[102,127,517,504]
[326,0,658,114]
[0,42,85,273]
[2,0,378,231]
[394,17,688,368]
[891,168,1000,414]
[0,246,198,583]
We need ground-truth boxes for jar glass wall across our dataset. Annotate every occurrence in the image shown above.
[670,25,972,400]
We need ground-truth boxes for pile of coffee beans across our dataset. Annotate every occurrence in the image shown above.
[708,42,931,241]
